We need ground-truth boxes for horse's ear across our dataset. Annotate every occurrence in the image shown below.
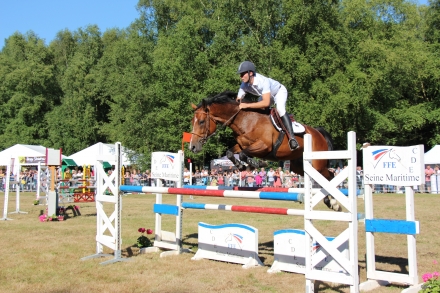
[191,103,197,110]
[201,99,208,110]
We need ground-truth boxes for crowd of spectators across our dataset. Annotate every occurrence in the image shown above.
[1,164,440,193]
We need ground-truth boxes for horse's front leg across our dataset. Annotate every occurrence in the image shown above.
[226,145,246,170]
[239,140,270,169]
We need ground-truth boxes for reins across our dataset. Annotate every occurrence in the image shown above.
[222,109,241,127]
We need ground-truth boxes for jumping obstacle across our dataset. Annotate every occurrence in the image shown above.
[81,142,129,265]
[84,133,423,292]
[116,132,359,292]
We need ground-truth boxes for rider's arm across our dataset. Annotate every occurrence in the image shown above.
[239,92,271,109]
[237,87,246,101]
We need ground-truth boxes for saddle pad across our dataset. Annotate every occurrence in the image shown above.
[270,115,306,134]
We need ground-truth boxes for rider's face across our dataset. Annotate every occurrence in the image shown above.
[240,71,251,83]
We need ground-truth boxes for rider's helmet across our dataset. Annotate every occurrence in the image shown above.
[237,61,256,74]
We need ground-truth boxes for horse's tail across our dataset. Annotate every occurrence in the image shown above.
[315,126,334,151]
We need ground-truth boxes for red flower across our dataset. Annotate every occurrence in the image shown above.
[138,227,146,233]
[147,229,153,235]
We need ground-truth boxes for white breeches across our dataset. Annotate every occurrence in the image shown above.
[274,85,288,116]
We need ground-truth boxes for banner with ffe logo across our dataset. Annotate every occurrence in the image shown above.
[151,151,183,182]
[362,145,424,186]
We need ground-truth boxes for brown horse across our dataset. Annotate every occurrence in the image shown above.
[190,91,339,211]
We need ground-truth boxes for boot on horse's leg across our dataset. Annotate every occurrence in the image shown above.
[281,114,299,151]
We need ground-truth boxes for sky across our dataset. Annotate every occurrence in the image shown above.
[0,0,140,49]
[0,0,431,50]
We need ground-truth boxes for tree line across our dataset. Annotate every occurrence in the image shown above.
[0,0,439,169]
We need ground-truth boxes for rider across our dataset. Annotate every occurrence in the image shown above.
[236,60,299,151]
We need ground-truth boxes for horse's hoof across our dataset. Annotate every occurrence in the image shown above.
[323,196,331,208]
[332,204,342,212]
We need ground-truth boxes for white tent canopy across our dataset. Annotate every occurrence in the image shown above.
[67,142,132,167]
[0,144,49,175]
[424,145,440,165]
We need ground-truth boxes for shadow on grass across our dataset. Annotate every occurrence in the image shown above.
[375,255,410,274]
[259,240,274,253]
[183,232,198,247]
[315,281,348,293]
[82,213,97,217]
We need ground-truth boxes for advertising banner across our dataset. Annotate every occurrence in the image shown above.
[362,145,424,186]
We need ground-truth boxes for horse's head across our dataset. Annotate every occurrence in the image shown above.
[189,99,217,153]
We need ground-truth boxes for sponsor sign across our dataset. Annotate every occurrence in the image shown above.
[362,145,424,186]
[269,229,349,274]
[18,156,45,164]
[192,222,264,268]
[151,151,183,181]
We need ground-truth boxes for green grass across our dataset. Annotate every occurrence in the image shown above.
[0,191,438,292]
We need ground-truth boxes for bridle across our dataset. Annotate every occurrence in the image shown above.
[191,109,217,146]
[191,106,241,145]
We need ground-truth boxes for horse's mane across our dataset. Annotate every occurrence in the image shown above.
[197,91,238,108]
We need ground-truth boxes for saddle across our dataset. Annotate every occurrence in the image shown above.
[263,109,306,159]
[270,108,306,134]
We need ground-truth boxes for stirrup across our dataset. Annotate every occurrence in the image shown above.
[288,139,299,151]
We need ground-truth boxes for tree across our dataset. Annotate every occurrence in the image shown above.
[0,32,60,150]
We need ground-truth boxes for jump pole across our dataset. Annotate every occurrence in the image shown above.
[181,185,362,197]
[182,202,306,216]
[120,185,305,202]
[1,158,14,221]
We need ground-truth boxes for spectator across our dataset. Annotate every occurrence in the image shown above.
[226,171,233,187]
[425,165,435,193]
[356,166,363,190]
[210,176,218,186]
[240,169,247,187]
[273,170,282,188]
[0,169,5,191]
[267,168,275,187]
[201,168,208,185]
[131,169,140,186]
[77,168,83,179]
[255,172,262,187]
[232,170,240,186]
[183,168,191,185]
[218,174,224,186]
[124,171,131,186]
[246,169,255,187]
[259,168,267,186]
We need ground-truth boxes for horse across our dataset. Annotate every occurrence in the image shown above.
[189,90,340,211]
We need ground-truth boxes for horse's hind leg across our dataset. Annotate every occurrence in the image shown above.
[238,151,268,170]
[313,161,342,212]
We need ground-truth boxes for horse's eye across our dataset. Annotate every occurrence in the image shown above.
[199,120,205,124]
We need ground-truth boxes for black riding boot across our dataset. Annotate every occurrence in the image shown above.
[281,114,299,151]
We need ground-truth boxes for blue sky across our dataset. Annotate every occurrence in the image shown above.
[0,0,431,50]
[0,0,139,49]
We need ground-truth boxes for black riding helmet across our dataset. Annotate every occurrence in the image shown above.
[237,61,256,74]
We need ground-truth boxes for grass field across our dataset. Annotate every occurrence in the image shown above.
[0,191,439,293]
